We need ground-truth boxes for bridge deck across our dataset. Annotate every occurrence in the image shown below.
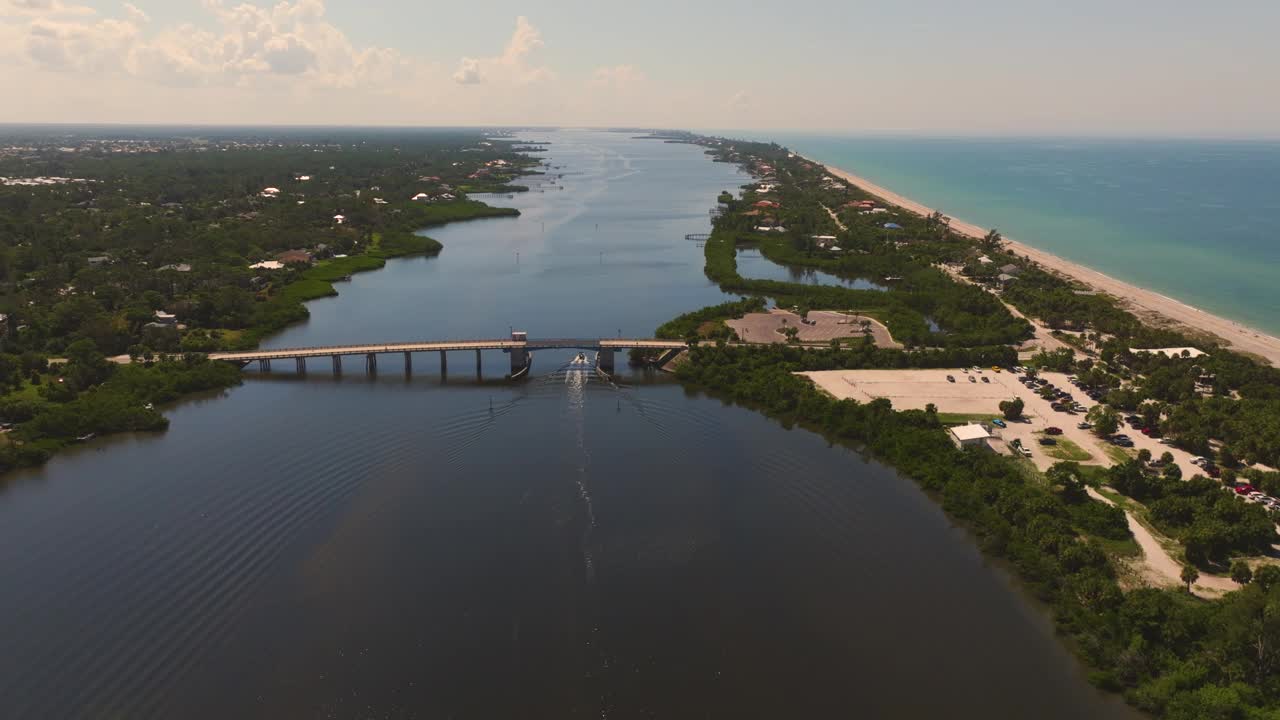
[210,338,686,363]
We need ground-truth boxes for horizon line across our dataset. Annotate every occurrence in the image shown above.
[0,122,1278,143]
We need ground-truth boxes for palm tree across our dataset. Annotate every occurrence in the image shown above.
[1181,564,1200,593]
[982,229,1004,252]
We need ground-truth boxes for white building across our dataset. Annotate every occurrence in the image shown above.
[250,260,285,270]
[949,424,992,450]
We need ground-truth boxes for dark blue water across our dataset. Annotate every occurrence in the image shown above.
[744,133,1280,335]
[0,131,1139,719]
[736,247,887,290]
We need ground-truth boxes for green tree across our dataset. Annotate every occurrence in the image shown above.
[1255,565,1280,593]
[1087,405,1120,436]
[999,397,1024,420]
[1230,560,1253,586]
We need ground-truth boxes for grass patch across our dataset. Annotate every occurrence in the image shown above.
[936,412,994,425]
[1102,443,1133,465]
[1043,437,1093,462]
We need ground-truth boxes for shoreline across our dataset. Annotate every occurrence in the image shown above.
[811,157,1280,366]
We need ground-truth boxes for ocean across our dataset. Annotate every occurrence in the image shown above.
[733,133,1280,337]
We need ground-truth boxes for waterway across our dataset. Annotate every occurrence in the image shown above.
[0,130,1140,719]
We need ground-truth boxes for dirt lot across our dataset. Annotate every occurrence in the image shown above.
[728,309,901,349]
[801,368,1008,413]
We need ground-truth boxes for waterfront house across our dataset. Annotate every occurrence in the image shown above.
[753,200,780,209]
[87,255,111,267]
[949,424,992,450]
[997,273,1018,288]
[999,264,1021,276]
[260,187,281,198]
[275,250,313,265]
[153,310,177,325]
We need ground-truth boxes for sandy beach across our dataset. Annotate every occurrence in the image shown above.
[817,160,1280,367]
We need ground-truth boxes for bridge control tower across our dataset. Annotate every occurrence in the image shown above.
[509,330,530,375]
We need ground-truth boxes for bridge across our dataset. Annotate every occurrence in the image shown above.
[208,333,687,376]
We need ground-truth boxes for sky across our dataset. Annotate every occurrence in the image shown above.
[1,0,1278,136]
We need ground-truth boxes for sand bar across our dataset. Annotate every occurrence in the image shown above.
[815,160,1280,366]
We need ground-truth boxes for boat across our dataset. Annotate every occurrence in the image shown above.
[76,433,96,442]
[567,352,590,371]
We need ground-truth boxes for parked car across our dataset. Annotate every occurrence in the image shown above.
[969,376,977,383]
[1077,422,1093,430]
[1045,427,1063,435]
[991,418,1007,428]
[947,375,956,383]
[1039,438,1058,446]
[981,377,990,383]
[1021,447,1033,458]
[1158,438,1174,446]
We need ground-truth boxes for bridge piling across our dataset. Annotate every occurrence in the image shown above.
[258,359,271,372]
[439,350,447,375]
[476,349,482,378]
[366,353,377,374]
[404,351,412,374]
[332,355,342,375]
[598,348,615,373]
[296,357,306,374]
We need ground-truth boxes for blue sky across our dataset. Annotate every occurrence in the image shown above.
[2,0,1278,136]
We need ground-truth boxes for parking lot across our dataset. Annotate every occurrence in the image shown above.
[800,367,1210,477]
[728,310,902,349]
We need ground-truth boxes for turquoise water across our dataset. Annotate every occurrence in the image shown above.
[738,134,1280,336]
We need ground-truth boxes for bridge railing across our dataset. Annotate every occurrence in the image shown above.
[210,338,522,355]
[211,337,686,359]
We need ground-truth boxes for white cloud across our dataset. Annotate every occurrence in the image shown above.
[450,15,552,88]
[2,0,96,16]
[453,56,481,84]
[0,5,706,127]
[121,2,147,25]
